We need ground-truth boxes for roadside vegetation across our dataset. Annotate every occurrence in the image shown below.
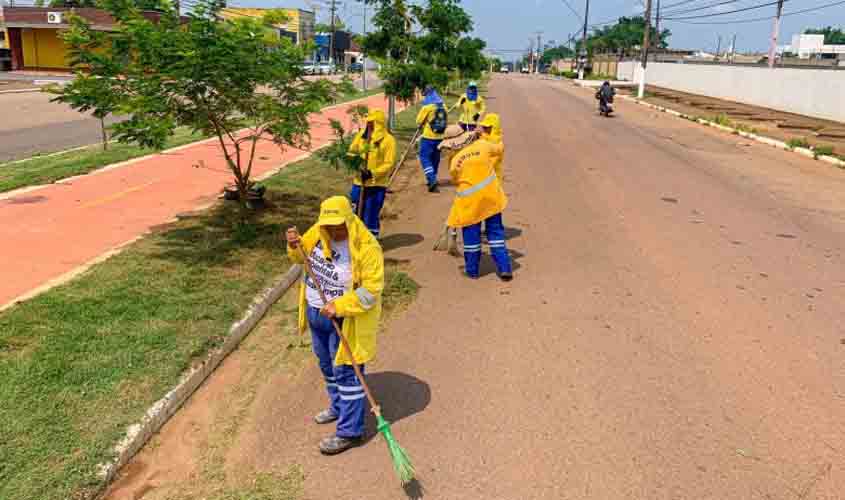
[0,102,424,500]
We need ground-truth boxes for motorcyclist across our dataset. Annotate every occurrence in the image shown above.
[595,81,615,116]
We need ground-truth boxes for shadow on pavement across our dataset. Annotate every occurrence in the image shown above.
[475,248,525,278]
[380,232,425,252]
[363,371,431,443]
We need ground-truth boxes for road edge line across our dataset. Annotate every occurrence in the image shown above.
[90,263,303,500]
[616,93,845,169]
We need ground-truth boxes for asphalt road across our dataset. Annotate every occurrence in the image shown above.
[105,74,844,499]
[0,73,381,163]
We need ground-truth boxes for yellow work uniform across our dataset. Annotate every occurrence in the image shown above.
[348,109,396,187]
[289,196,385,366]
[416,104,446,140]
[458,94,487,127]
[446,138,507,228]
[479,113,504,182]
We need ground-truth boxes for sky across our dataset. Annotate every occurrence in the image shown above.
[226,0,845,59]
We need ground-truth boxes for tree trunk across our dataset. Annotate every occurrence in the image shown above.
[100,117,108,151]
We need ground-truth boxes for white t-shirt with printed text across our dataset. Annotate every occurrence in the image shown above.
[305,239,353,309]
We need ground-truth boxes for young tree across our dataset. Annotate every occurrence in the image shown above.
[53,0,346,209]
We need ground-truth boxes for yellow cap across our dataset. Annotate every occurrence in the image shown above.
[317,196,352,227]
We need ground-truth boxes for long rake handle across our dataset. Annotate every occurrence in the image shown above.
[297,245,382,417]
[386,127,423,189]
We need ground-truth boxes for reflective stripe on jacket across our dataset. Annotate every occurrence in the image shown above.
[446,138,507,228]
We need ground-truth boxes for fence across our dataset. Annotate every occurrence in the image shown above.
[616,60,845,123]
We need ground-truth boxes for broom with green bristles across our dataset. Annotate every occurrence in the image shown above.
[296,244,415,484]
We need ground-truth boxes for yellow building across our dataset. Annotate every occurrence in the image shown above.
[220,7,315,46]
[3,7,172,71]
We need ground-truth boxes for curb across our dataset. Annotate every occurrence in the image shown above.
[617,94,845,169]
[0,88,42,94]
[92,263,303,499]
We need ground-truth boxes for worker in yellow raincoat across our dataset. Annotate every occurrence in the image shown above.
[446,126,513,281]
[347,108,396,238]
[456,81,486,132]
[286,196,384,455]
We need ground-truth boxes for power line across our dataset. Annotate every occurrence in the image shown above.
[663,0,789,20]
[664,0,845,24]
[660,0,704,9]
[559,0,583,21]
[659,0,743,17]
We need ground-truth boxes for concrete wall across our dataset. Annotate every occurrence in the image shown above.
[616,61,845,123]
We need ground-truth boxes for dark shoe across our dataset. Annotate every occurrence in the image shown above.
[319,435,363,455]
[314,409,338,425]
[464,272,479,280]
[497,271,513,282]
[427,182,440,193]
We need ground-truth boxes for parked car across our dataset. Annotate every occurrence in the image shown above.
[500,66,509,74]
[520,66,530,74]
[317,62,336,75]
[348,62,364,73]
[302,61,317,75]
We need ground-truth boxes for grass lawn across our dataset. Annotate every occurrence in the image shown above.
[0,99,419,500]
[0,86,384,194]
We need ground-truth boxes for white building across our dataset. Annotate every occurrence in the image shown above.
[785,34,845,59]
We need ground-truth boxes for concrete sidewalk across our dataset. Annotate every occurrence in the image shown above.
[0,94,398,310]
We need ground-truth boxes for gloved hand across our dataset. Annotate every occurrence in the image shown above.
[473,113,480,122]
[360,168,373,183]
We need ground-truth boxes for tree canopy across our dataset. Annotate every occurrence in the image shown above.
[541,45,575,65]
[360,0,486,103]
[579,16,671,55]
[53,0,344,208]
[804,27,845,45]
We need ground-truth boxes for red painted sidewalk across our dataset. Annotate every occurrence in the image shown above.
[0,94,400,309]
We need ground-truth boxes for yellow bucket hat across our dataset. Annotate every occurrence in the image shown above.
[317,196,352,227]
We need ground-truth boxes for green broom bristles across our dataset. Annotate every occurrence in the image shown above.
[376,414,415,485]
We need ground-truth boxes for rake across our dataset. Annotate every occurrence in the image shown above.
[296,244,415,484]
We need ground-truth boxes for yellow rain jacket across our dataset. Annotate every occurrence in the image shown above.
[458,94,486,126]
[416,104,447,141]
[479,113,504,182]
[348,109,397,188]
[446,138,507,228]
[288,196,385,366]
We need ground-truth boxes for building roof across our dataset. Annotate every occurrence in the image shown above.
[2,7,180,31]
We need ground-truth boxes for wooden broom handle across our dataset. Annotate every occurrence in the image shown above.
[296,244,381,415]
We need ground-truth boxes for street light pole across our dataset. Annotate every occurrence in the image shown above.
[329,0,337,70]
[638,0,653,98]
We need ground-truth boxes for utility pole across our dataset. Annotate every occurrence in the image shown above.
[535,32,543,73]
[329,0,337,70]
[175,0,180,17]
[716,35,722,60]
[767,0,785,68]
[578,0,590,79]
[638,0,653,98]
